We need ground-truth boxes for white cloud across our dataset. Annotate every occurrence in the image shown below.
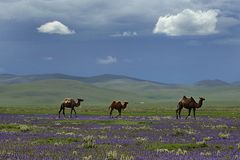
[43,57,53,61]
[111,31,138,37]
[0,1,213,31]
[98,56,117,65]
[153,9,218,36]
[0,0,239,36]
[37,21,75,35]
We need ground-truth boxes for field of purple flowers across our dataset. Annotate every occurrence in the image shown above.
[0,114,239,160]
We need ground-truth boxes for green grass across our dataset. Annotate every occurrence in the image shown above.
[0,78,240,118]
[1,79,240,107]
[0,124,36,132]
[0,79,148,106]
[0,104,239,118]
[145,142,208,151]
[31,137,81,145]
[56,119,154,125]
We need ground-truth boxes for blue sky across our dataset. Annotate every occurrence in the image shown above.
[0,0,240,84]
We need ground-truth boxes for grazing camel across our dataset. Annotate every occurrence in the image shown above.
[58,98,84,118]
[176,96,205,119]
[109,101,128,118]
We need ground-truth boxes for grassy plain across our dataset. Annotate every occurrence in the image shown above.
[1,75,240,159]
[0,103,239,118]
[0,77,240,118]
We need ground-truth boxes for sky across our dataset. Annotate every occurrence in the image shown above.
[0,0,240,84]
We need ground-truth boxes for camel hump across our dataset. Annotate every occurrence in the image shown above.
[111,101,117,105]
[116,101,122,105]
[109,101,116,108]
[190,97,196,103]
[178,96,187,103]
[63,98,74,104]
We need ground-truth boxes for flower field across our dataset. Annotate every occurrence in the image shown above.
[0,114,239,160]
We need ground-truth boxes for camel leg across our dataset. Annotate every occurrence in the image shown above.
[193,108,196,120]
[176,104,180,119]
[109,108,114,118]
[178,108,182,119]
[70,108,73,118]
[73,108,77,117]
[186,108,192,119]
[63,108,66,118]
[176,109,179,119]
[58,107,63,118]
[116,109,121,118]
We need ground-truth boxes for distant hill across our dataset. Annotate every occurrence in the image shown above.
[80,74,167,85]
[195,79,230,87]
[232,81,240,86]
[0,73,173,105]
[0,73,85,84]
[0,73,166,85]
[0,79,147,106]
[1,74,240,106]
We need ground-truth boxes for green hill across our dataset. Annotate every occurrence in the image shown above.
[0,79,146,106]
[0,74,240,107]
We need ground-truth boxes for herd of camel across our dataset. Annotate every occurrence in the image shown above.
[58,96,205,120]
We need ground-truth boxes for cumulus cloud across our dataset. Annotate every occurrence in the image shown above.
[0,0,205,31]
[153,9,218,36]
[0,1,239,36]
[98,56,117,65]
[111,31,138,37]
[37,21,75,35]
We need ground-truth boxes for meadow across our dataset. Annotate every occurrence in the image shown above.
[0,75,240,159]
[0,104,240,160]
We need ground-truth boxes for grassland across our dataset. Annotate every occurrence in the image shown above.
[1,74,240,159]
[0,75,240,118]
[0,113,239,159]
[0,103,239,118]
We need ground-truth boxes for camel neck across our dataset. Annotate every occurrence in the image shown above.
[76,100,81,106]
[197,99,203,108]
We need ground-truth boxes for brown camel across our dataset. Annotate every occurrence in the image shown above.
[58,98,84,118]
[176,96,205,119]
[109,101,128,118]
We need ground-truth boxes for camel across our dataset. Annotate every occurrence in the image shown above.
[109,101,128,118]
[176,96,205,119]
[58,98,84,118]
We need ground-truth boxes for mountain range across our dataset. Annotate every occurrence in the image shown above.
[1,73,238,86]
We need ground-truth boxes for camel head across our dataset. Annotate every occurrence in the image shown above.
[77,98,84,102]
[75,98,84,107]
[196,97,205,108]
